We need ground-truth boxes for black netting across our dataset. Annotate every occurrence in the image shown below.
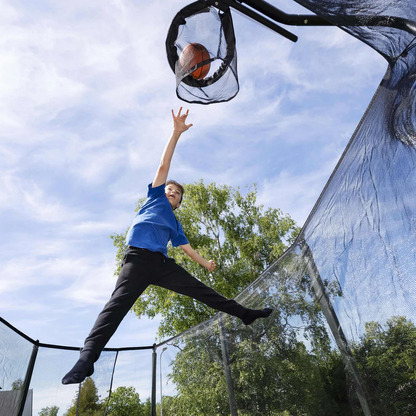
[295,0,416,63]
[166,1,239,104]
[0,320,34,416]
[0,318,154,416]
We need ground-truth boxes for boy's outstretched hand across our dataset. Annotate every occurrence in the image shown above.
[172,107,193,134]
[205,260,216,272]
[152,108,193,188]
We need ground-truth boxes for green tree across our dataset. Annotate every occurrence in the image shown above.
[105,386,145,416]
[11,379,24,390]
[64,377,102,416]
[111,181,300,338]
[352,316,416,415]
[38,406,59,416]
[142,397,151,415]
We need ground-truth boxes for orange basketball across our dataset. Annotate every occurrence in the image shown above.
[179,43,211,80]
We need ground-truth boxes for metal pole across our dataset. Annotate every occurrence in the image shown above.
[104,351,119,416]
[17,342,39,416]
[159,347,167,416]
[241,0,332,26]
[207,0,298,42]
[300,240,373,416]
[219,314,238,416]
[151,344,157,416]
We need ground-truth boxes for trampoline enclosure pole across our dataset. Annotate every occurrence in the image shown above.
[219,314,238,416]
[301,240,373,416]
[17,342,38,416]
[151,344,157,416]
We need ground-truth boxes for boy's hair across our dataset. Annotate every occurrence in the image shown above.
[166,180,185,203]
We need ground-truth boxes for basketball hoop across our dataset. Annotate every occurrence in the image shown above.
[166,1,239,104]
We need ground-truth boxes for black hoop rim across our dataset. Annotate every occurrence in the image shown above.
[165,1,236,88]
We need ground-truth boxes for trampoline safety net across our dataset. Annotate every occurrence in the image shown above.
[2,0,416,415]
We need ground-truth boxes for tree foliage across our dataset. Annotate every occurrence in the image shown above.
[11,379,24,390]
[352,316,416,415]
[111,181,300,338]
[38,406,59,416]
[106,386,145,416]
[64,381,149,416]
[64,377,102,416]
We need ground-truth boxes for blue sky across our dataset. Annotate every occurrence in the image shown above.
[1,0,386,358]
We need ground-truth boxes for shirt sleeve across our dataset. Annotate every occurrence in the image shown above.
[171,220,189,247]
[147,182,166,198]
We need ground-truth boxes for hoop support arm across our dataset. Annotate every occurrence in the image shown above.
[203,0,298,42]
[240,0,416,36]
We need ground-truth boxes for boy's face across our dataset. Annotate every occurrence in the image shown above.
[165,184,182,210]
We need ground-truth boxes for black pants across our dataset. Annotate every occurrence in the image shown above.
[83,246,246,357]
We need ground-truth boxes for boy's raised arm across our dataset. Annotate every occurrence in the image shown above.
[152,108,193,188]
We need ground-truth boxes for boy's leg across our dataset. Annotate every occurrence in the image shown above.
[82,252,151,356]
[62,248,153,385]
[156,259,272,324]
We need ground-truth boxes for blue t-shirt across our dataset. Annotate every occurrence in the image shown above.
[126,183,189,257]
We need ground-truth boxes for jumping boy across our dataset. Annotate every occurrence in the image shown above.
[62,108,272,385]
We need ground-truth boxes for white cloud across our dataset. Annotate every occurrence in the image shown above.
[0,254,109,294]
[0,173,85,222]
[56,258,117,305]
[70,220,125,234]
